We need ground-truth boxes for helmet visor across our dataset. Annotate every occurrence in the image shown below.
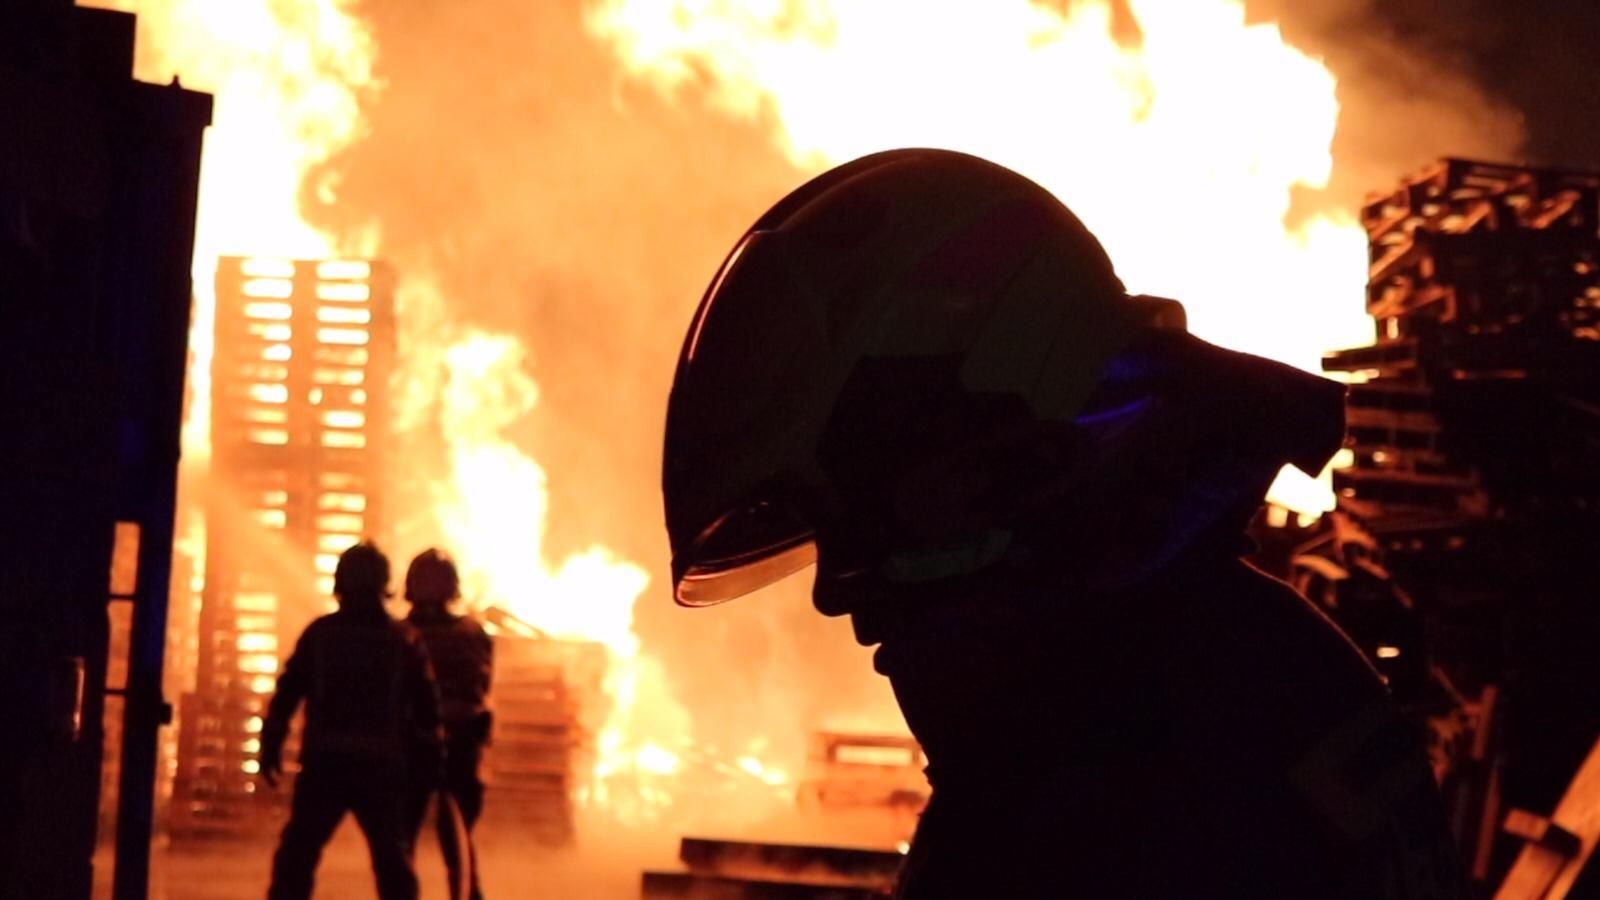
[674,497,817,606]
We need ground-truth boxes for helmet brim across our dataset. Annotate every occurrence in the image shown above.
[664,149,1151,607]
[674,501,817,606]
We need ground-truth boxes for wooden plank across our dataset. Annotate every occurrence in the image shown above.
[1495,736,1600,899]
[679,837,903,882]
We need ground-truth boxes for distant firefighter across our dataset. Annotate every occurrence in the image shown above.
[403,548,494,900]
[661,149,1470,898]
[261,541,440,900]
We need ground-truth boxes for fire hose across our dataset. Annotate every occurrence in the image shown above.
[437,790,474,900]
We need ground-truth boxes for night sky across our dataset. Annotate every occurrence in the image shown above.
[1390,0,1600,169]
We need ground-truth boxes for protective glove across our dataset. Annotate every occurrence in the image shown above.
[260,737,284,788]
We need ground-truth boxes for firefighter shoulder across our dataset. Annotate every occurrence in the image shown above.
[261,542,441,782]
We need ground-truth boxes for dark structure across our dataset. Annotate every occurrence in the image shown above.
[1306,159,1600,887]
[170,257,395,838]
[0,3,211,898]
[642,837,902,899]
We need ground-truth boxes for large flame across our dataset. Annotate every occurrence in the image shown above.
[585,0,1373,512]
[430,331,801,825]
[436,334,649,653]
[110,0,695,824]
[433,332,702,820]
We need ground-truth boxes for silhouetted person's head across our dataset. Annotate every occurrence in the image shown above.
[404,548,460,614]
[333,541,391,612]
[661,148,1345,614]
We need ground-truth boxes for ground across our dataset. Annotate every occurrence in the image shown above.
[95,819,675,900]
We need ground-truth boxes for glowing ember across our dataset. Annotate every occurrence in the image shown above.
[737,756,791,787]
[585,0,1373,511]
[636,743,686,776]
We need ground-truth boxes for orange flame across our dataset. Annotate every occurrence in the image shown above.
[113,0,697,824]
[437,334,649,654]
[585,0,1372,512]
[431,333,800,825]
[435,333,706,821]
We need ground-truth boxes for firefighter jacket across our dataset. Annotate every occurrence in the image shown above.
[406,609,493,744]
[878,548,1471,899]
[262,606,440,769]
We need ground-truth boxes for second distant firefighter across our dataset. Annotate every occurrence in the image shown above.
[404,548,493,900]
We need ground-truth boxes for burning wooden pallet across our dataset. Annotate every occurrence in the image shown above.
[795,732,927,814]
[170,256,397,841]
[479,608,606,846]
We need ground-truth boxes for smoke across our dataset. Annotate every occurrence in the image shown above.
[1258,0,1600,172]
[1243,0,1527,223]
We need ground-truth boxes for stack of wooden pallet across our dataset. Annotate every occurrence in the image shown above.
[1300,159,1600,891]
[1329,158,1600,533]
[480,613,606,846]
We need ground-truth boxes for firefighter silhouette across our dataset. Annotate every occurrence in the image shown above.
[402,548,493,900]
[661,149,1470,898]
[261,541,439,900]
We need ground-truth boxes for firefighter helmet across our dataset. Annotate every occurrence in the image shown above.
[405,548,461,605]
[662,148,1196,606]
[333,541,391,602]
[664,149,1345,608]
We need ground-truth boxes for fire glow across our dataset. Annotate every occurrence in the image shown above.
[123,0,1385,836]
[434,333,700,819]
[108,0,689,822]
[586,0,1375,512]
